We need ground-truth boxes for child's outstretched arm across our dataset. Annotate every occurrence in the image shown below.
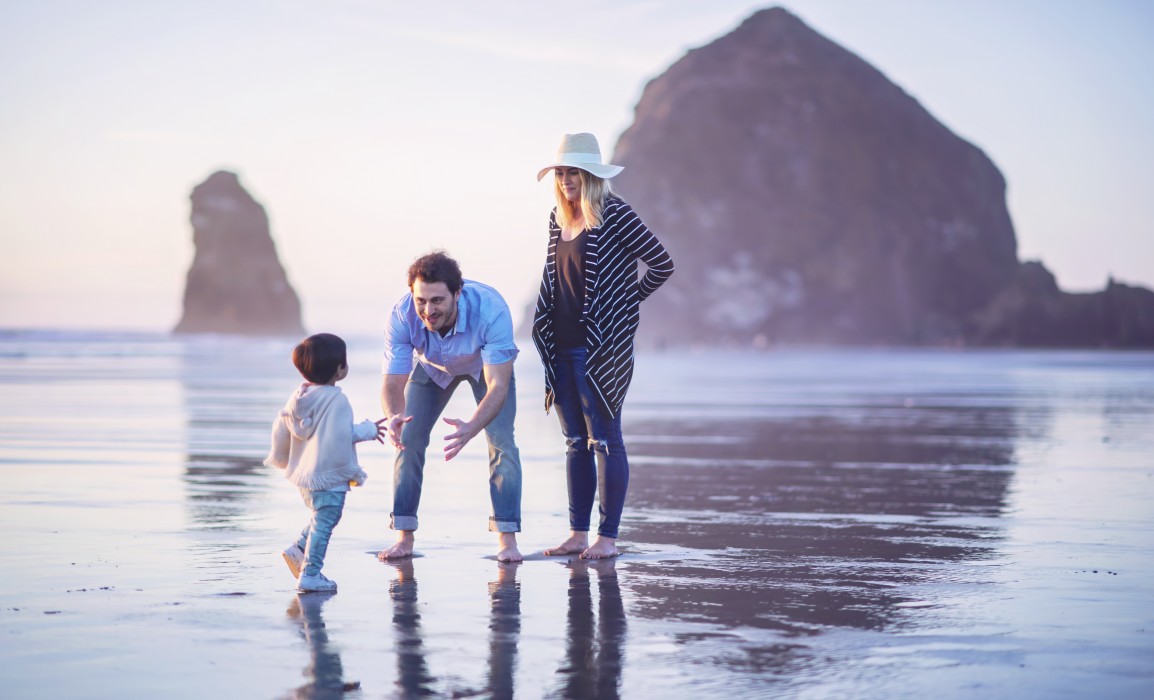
[353,418,387,444]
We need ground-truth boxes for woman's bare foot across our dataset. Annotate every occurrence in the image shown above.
[544,532,589,556]
[497,532,523,562]
[378,531,415,560]
[581,536,618,560]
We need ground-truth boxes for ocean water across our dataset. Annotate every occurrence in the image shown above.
[0,330,1152,699]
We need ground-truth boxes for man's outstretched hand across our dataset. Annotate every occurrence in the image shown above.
[442,417,479,461]
[385,414,412,449]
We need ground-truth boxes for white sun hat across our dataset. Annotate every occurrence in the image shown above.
[536,133,625,181]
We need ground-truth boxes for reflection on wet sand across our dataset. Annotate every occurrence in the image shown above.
[384,559,438,696]
[384,559,526,699]
[8,334,1151,698]
[551,558,627,700]
[178,340,297,588]
[380,557,627,699]
[183,454,266,528]
[486,562,522,699]
[182,350,286,530]
[617,397,1019,671]
[179,337,294,530]
[629,409,1017,517]
[284,593,360,698]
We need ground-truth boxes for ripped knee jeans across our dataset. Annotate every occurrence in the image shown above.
[553,347,629,539]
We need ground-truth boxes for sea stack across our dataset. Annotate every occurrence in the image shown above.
[174,171,305,336]
[612,6,1154,347]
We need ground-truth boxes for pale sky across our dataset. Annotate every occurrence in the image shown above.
[1,0,1151,335]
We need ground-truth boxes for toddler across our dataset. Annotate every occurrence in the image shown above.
[264,333,385,592]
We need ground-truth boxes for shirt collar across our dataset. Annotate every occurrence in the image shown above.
[447,283,470,336]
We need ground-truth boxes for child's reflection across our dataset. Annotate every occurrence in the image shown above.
[554,558,627,699]
[284,592,361,698]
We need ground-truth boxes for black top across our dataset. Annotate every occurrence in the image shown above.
[533,196,675,417]
[553,232,587,349]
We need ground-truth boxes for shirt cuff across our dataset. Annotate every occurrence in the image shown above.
[481,347,519,366]
[383,357,414,375]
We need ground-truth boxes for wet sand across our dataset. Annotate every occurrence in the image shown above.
[1,333,1152,698]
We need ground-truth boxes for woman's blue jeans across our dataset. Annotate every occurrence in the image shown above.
[553,347,628,539]
[295,489,346,577]
[391,363,522,533]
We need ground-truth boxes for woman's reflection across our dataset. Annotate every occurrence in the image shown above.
[284,592,361,698]
[552,558,627,699]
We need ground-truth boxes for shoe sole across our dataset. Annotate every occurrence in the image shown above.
[283,550,303,579]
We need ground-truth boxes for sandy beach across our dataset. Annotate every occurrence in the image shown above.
[1,332,1152,698]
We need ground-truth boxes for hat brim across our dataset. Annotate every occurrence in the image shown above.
[536,162,624,182]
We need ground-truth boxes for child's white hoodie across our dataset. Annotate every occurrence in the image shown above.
[264,383,374,491]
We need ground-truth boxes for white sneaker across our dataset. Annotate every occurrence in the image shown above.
[282,544,305,579]
[297,571,337,593]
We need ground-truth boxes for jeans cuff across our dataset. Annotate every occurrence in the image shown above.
[488,517,521,533]
[390,513,418,531]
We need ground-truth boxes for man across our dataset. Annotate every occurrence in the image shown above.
[378,251,523,562]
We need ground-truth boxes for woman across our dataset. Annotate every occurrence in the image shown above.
[532,133,675,559]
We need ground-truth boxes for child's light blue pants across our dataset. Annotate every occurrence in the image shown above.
[295,489,346,577]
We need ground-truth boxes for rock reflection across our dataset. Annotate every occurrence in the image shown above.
[183,454,266,527]
[628,410,1018,518]
[284,593,360,699]
[551,559,627,700]
[617,401,1018,668]
[179,338,287,529]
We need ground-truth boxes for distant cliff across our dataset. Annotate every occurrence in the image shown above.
[610,6,1154,347]
[973,263,1154,346]
[174,171,304,336]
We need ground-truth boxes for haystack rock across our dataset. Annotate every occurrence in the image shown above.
[612,6,1154,347]
[174,171,305,336]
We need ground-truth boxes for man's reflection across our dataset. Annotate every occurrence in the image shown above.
[284,592,360,698]
[486,562,522,699]
[553,558,627,699]
[384,559,524,699]
[384,559,437,696]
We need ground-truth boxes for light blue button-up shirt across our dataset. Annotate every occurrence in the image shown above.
[382,279,520,388]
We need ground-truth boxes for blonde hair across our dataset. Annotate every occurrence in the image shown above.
[553,168,614,231]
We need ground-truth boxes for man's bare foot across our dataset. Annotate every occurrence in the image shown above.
[497,532,523,562]
[378,531,415,560]
[581,536,619,560]
[544,532,589,556]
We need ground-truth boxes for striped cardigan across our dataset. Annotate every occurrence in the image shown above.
[531,196,675,417]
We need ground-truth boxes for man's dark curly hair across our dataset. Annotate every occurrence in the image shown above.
[407,250,463,294]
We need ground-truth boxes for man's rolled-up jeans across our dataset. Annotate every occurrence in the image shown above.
[390,363,522,533]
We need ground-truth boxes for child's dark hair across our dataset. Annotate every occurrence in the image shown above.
[407,250,463,294]
[292,333,347,384]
